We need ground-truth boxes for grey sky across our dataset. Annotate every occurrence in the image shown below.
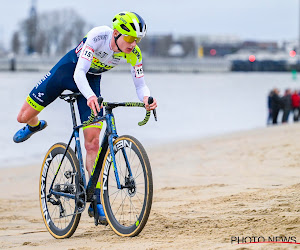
[1,0,299,49]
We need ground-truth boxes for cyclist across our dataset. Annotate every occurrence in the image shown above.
[13,11,157,224]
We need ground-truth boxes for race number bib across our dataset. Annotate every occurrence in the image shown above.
[81,45,94,61]
[134,64,144,78]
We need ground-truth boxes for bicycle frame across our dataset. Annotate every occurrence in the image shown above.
[48,97,134,205]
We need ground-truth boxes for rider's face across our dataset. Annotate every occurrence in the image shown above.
[113,30,136,54]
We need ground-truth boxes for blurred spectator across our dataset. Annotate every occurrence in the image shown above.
[291,90,300,121]
[281,89,292,123]
[267,90,274,125]
[271,88,282,124]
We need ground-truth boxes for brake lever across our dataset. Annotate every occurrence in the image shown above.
[97,96,103,107]
[148,96,157,121]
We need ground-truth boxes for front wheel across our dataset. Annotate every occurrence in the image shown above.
[39,143,82,239]
[100,135,153,237]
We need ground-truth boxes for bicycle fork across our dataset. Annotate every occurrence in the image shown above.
[106,112,133,190]
[88,111,134,197]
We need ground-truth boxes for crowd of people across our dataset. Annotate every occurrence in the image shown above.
[267,88,300,125]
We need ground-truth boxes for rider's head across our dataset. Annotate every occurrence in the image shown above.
[112,11,147,53]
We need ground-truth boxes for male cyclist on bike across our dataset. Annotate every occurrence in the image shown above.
[13,11,157,224]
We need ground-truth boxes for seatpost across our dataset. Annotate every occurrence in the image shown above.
[69,100,78,127]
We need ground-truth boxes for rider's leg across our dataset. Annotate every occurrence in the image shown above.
[13,100,47,143]
[83,127,101,177]
[17,101,40,125]
[14,55,80,143]
[84,126,106,222]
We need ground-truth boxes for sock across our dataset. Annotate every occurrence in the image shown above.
[28,121,41,132]
[95,189,101,204]
[95,182,101,204]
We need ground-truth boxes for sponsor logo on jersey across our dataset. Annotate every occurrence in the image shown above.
[93,35,108,43]
[90,57,114,72]
[132,48,141,60]
[75,41,84,54]
[108,57,121,65]
[35,72,51,89]
[95,51,108,58]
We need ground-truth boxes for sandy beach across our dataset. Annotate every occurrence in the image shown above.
[1,124,300,249]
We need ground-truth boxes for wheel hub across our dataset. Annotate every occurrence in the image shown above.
[125,176,136,197]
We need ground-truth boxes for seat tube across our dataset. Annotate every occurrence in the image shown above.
[69,101,78,128]
[70,100,86,185]
[74,129,86,184]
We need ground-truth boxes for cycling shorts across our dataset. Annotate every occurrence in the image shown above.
[27,50,103,130]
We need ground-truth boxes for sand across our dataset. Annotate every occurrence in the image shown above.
[0,124,300,249]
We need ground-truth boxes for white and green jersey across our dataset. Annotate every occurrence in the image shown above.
[73,26,150,101]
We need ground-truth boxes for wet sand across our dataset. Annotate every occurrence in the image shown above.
[0,124,300,249]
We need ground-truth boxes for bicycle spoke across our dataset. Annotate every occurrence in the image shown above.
[101,136,153,236]
[110,189,121,207]
[121,189,140,216]
[134,170,144,180]
[134,159,141,178]
[108,189,120,197]
[134,192,144,206]
[40,143,81,238]
[115,189,127,218]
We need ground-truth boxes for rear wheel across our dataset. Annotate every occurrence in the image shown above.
[100,135,153,237]
[39,143,83,238]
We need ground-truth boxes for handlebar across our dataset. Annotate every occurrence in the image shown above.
[148,97,157,122]
[97,96,157,126]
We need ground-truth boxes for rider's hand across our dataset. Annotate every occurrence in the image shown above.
[143,96,157,111]
[87,96,101,115]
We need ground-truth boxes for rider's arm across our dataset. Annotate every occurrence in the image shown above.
[73,44,95,100]
[130,63,150,102]
[73,27,103,100]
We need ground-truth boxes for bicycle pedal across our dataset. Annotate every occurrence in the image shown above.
[99,219,108,226]
[88,208,94,217]
[94,218,99,226]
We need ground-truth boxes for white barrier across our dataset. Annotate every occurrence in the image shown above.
[1,56,231,73]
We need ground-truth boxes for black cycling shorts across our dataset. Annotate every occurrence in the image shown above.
[26,50,103,129]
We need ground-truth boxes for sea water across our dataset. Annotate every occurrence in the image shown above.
[1,71,299,168]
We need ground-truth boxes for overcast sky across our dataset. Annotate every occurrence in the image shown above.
[1,0,299,49]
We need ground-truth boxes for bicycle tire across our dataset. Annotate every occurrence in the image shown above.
[100,135,153,237]
[39,142,82,239]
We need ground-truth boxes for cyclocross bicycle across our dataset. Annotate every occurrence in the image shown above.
[39,92,156,238]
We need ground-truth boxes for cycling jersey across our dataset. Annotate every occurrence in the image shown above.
[27,26,150,127]
[74,26,150,101]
